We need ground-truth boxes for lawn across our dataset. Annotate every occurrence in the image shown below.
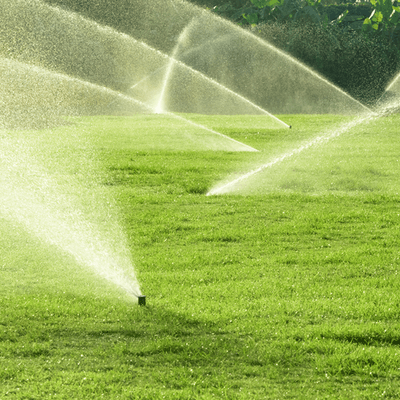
[1,114,400,399]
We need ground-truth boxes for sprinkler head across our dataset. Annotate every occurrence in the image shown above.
[289,125,292,129]
[138,295,146,306]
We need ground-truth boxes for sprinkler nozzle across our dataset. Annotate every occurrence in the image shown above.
[289,125,292,129]
[138,295,146,306]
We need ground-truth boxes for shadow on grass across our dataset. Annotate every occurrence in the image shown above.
[326,331,400,346]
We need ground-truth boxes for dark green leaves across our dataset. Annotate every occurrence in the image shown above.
[362,0,400,38]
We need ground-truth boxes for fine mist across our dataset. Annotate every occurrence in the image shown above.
[0,121,142,297]
[0,0,288,129]
[379,72,400,113]
[2,0,371,115]
[37,0,371,115]
[0,57,150,129]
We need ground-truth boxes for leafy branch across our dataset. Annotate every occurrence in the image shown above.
[362,0,400,45]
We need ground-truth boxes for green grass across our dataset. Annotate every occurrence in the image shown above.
[1,114,400,399]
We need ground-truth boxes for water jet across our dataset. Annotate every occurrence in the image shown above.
[206,114,377,196]
[376,71,400,114]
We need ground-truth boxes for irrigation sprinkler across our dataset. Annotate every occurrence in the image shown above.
[138,295,146,306]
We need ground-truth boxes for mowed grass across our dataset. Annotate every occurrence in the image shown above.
[1,114,400,399]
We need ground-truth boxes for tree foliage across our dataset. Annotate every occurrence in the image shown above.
[362,0,400,46]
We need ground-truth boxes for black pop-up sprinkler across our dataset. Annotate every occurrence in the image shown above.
[137,295,146,306]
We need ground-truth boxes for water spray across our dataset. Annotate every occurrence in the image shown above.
[206,113,376,196]
[127,28,290,129]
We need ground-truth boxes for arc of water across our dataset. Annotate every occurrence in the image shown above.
[385,72,400,93]
[147,21,261,151]
[0,140,143,296]
[154,41,183,114]
[206,113,378,196]
[377,71,400,111]
[10,0,373,120]
[109,0,371,117]
[220,15,376,116]
[15,0,286,128]
[129,33,232,91]
[127,23,290,128]
[130,45,290,129]
[154,18,197,114]
[0,175,142,298]
[1,57,258,152]
[130,7,373,117]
